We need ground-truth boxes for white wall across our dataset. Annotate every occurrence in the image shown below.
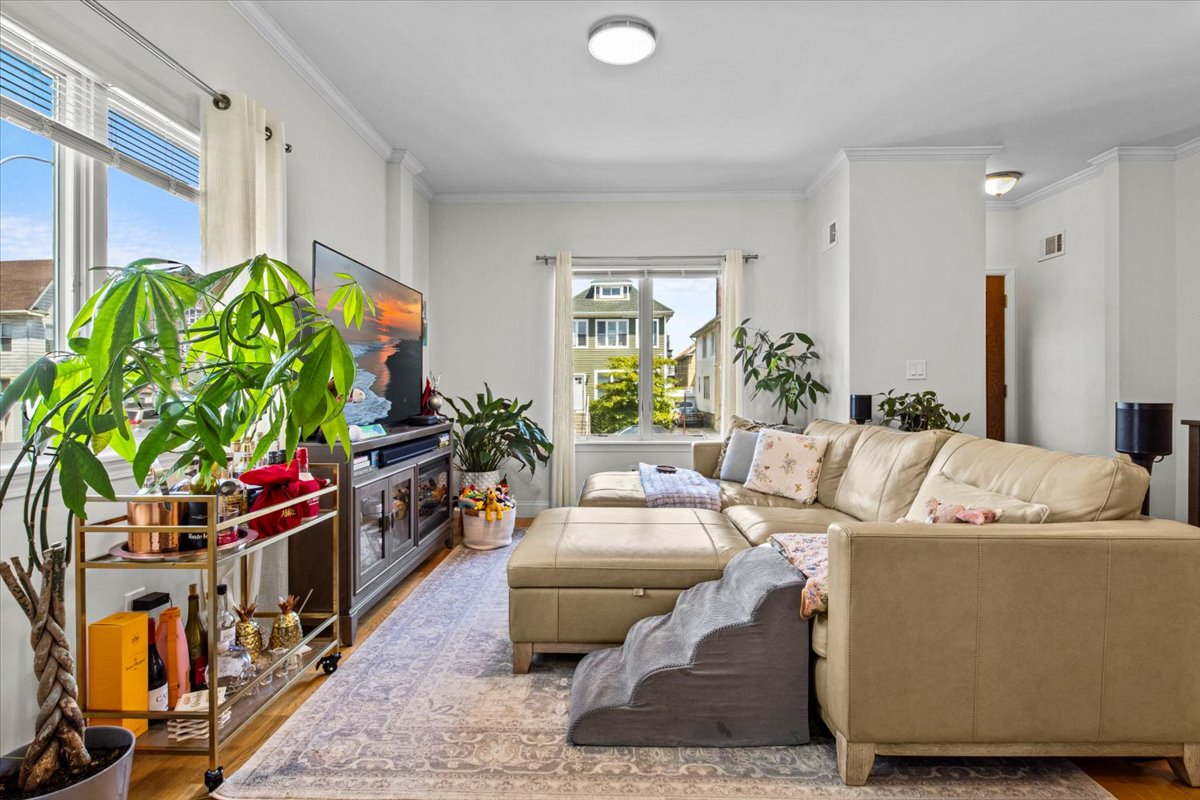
[1175,152,1200,523]
[805,166,850,423]
[997,174,1110,457]
[0,0,396,752]
[985,148,1199,521]
[427,197,807,510]
[847,160,988,436]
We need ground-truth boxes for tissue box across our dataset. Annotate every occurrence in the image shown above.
[87,611,148,736]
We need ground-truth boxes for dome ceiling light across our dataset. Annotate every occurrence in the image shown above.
[588,17,656,66]
[985,171,1022,197]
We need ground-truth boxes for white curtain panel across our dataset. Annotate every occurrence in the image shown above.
[200,91,288,607]
[550,251,576,506]
[719,249,745,433]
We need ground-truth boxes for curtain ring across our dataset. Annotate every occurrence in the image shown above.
[284,144,293,154]
[212,94,231,111]
[265,126,273,141]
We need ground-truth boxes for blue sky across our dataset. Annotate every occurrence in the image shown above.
[1,118,201,271]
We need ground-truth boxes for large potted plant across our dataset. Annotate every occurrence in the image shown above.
[731,320,829,425]
[444,385,553,492]
[0,256,368,798]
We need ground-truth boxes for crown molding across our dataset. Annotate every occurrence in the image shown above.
[1010,139,1199,210]
[389,148,425,174]
[1011,165,1102,209]
[842,145,1003,161]
[802,150,848,199]
[432,190,806,205]
[986,199,1016,211]
[228,0,393,160]
[413,174,435,201]
[1175,137,1200,160]
[1088,146,1179,169]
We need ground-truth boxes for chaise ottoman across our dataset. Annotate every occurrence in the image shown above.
[507,507,749,673]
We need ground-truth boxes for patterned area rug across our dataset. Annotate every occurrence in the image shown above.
[215,536,1113,800]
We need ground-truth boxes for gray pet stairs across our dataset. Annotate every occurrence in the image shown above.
[568,546,811,747]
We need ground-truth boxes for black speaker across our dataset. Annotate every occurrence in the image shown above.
[1115,402,1173,458]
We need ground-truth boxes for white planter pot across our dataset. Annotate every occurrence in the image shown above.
[461,470,501,492]
[462,511,516,550]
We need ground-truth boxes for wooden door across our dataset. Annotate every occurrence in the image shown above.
[985,275,1006,440]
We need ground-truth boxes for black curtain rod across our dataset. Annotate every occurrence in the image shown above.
[536,254,757,264]
[82,0,293,153]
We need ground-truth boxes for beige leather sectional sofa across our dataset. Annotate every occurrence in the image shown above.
[559,420,1200,786]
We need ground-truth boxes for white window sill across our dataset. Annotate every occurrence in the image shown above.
[575,437,713,448]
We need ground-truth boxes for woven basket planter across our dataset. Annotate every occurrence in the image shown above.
[462,510,516,550]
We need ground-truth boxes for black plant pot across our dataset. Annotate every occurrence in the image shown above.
[0,726,135,800]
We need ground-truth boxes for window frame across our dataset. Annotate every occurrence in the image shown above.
[595,318,630,348]
[0,25,200,455]
[570,270,722,443]
[573,318,588,348]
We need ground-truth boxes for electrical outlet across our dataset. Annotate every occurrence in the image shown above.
[124,587,146,612]
[906,360,927,380]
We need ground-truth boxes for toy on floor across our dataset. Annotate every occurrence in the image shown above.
[483,489,506,521]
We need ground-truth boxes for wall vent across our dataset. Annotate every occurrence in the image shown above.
[821,219,838,251]
[1038,230,1064,261]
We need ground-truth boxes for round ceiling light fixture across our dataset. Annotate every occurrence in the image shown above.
[588,17,656,66]
[985,171,1022,197]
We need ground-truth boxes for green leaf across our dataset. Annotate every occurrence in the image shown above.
[86,274,140,380]
[132,401,186,485]
[59,439,116,514]
[294,335,333,424]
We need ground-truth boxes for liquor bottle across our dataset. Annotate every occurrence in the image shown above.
[293,446,320,518]
[216,470,244,546]
[215,584,237,653]
[183,464,216,551]
[147,617,169,712]
[184,583,208,691]
[155,605,189,708]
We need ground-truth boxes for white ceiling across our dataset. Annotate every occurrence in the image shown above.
[255,0,1200,200]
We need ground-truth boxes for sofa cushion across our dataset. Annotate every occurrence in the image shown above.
[716,480,811,510]
[904,473,1051,524]
[579,471,647,508]
[724,504,857,545]
[712,415,803,477]
[803,419,867,507]
[922,433,1149,522]
[744,429,828,504]
[718,429,760,483]
[507,507,748,589]
[833,427,953,522]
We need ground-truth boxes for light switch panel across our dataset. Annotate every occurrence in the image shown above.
[906,360,927,380]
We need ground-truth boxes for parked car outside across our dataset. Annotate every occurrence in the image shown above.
[674,402,707,428]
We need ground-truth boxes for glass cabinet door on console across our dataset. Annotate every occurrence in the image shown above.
[354,475,390,592]
[388,470,415,562]
[415,456,451,544]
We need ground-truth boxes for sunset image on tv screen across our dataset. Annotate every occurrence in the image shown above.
[312,243,423,427]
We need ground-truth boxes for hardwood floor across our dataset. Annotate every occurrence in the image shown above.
[129,521,1194,799]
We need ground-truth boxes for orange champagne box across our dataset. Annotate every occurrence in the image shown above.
[87,611,148,736]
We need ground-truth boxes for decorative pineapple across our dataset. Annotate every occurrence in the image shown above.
[269,594,302,650]
[234,603,264,660]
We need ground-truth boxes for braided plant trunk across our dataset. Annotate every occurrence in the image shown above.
[0,544,91,794]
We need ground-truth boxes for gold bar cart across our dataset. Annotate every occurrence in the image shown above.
[73,470,340,792]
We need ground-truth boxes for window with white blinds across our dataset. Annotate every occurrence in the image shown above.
[0,18,199,199]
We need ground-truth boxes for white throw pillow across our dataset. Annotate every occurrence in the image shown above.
[744,429,829,504]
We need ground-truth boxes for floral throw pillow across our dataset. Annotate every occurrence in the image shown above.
[744,429,828,504]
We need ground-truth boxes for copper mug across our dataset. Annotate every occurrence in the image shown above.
[126,498,181,553]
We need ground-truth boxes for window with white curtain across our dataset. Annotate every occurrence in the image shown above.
[568,272,720,440]
[0,18,199,445]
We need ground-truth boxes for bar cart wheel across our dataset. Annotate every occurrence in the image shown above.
[204,766,225,791]
[319,652,342,674]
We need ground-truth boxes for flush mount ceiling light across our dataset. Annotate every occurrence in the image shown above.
[588,17,656,65]
[985,171,1022,197]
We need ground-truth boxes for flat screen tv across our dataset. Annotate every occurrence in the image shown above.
[312,242,423,428]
